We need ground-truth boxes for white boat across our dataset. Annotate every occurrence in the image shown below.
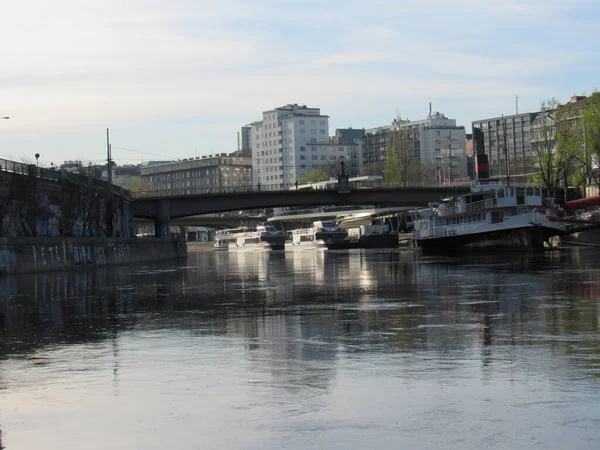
[412,183,568,251]
[290,220,349,248]
[214,225,286,251]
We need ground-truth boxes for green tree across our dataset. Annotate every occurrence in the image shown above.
[580,92,600,190]
[555,102,584,199]
[297,168,329,185]
[128,176,154,194]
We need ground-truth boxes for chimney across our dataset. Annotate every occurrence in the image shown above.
[475,153,489,185]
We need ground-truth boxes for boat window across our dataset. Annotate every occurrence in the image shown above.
[497,189,504,198]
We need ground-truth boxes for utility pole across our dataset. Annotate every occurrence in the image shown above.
[502,115,510,187]
[106,128,112,183]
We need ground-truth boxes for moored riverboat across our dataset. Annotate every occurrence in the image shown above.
[412,183,568,251]
[326,223,399,249]
[214,225,286,251]
[290,221,349,248]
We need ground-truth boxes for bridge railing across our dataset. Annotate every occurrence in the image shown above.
[0,158,131,198]
[130,179,547,199]
[131,181,474,198]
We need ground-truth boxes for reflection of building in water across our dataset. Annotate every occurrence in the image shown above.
[411,251,568,361]
[242,309,340,410]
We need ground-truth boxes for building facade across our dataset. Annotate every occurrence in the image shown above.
[361,112,468,182]
[249,104,330,190]
[331,128,365,176]
[471,112,540,178]
[237,126,251,152]
[140,153,252,193]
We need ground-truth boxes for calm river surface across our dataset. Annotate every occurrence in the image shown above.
[1,247,600,449]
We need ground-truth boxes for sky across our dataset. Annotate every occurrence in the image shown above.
[0,0,599,168]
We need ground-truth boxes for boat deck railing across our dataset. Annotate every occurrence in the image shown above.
[438,198,497,216]
[291,228,315,236]
[428,220,490,238]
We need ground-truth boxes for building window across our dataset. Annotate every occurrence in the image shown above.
[299,120,305,125]
[312,155,318,160]
[320,129,326,134]
[300,146,305,151]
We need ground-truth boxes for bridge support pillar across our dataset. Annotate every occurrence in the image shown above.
[154,199,171,238]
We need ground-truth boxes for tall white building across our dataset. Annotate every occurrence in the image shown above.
[250,104,330,190]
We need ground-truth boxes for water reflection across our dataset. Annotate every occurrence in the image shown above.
[1,248,600,448]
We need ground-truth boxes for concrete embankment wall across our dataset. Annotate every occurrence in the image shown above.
[0,237,187,274]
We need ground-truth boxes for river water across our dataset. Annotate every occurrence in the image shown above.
[1,247,600,449]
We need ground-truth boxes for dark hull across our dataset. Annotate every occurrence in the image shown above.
[415,226,560,252]
[326,233,399,250]
[260,235,286,251]
[314,230,348,243]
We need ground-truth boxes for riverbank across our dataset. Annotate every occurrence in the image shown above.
[187,241,216,252]
[0,236,187,274]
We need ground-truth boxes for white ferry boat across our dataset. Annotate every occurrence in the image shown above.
[214,225,286,251]
[412,183,568,251]
[290,221,349,248]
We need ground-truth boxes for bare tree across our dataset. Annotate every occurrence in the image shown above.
[385,125,421,185]
[531,101,560,190]
[61,178,101,237]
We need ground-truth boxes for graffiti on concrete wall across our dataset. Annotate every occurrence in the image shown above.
[0,247,17,271]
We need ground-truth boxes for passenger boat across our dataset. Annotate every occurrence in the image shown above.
[326,223,399,249]
[290,221,349,248]
[214,225,286,251]
[412,183,568,251]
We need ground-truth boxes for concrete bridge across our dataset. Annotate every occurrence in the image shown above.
[132,214,266,230]
[131,186,470,237]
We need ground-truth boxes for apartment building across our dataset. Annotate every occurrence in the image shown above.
[249,104,330,190]
[361,112,468,181]
[471,112,540,178]
[140,153,252,193]
[237,126,251,152]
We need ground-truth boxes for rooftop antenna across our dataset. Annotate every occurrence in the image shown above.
[429,102,432,115]
[515,95,519,115]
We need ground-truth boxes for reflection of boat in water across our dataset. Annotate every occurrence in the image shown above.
[214,225,286,251]
[412,183,569,251]
[290,221,348,248]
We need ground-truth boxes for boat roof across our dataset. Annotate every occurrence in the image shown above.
[268,206,414,223]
